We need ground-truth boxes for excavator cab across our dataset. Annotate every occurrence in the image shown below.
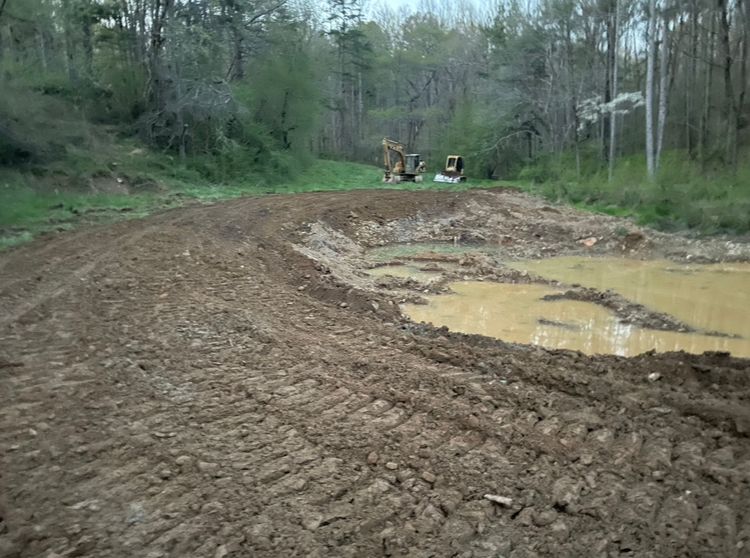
[446,156,463,173]
[404,154,422,175]
[434,155,467,183]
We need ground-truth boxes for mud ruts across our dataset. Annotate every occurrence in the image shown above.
[0,189,748,557]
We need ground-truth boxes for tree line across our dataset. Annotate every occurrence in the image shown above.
[0,0,748,181]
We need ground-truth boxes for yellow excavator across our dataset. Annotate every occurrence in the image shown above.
[382,138,426,183]
[434,155,467,183]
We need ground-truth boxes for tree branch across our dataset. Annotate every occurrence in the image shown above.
[408,71,436,104]
[245,0,287,28]
[477,130,533,154]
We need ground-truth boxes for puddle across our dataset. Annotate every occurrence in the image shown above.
[368,265,443,283]
[511,257,750,343]
[402,258,750,357]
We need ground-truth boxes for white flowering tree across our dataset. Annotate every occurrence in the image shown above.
[577,91,645,180]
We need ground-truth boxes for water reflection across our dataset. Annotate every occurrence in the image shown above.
[513,257,750,341]
[403,279,750,357]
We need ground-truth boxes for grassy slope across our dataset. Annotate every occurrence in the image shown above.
[515,151,750,235]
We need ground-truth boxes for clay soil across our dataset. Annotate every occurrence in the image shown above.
[1,189,749,558]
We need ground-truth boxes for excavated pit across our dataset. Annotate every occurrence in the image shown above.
[298,193,750,358]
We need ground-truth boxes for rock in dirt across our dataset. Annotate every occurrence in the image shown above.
[551,477,582,510]
[197,461,219,474]
[533,509,558,527]
[579,236,598,247]
[484,494,513,507]
[421,471,437,484]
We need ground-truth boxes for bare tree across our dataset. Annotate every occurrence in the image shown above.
[608,0,620,181]
[655,6,670,171]
[645,0,657,178]
[718,0,736,168]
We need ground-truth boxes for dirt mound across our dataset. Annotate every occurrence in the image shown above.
[1,189,749,557]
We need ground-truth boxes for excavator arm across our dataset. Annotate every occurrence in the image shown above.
[382,138,406,179]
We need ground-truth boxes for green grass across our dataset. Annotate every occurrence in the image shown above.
[0,171,162,248]
[515,151,750,235]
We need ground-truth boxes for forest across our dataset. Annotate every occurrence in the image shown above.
[1,0,749,235]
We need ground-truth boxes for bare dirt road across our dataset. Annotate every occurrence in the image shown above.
[1,189,749,557]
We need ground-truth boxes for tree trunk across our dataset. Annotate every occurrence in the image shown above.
[136,0,147,64]
[231,33,244,80]
[603,0,616,166]
[656,12,670,171]
[82,14,93,77]
[37,28,48,71]
[736,0,749,169]
[700,10,716,168]
[564,18,581,179]
[357,71,363,143]
[61,0,80,87]
[147,0,174,118]
[229,2,244,81]
[608,0,620,182]
[645,0,657,179]
[687,3,698,157]
[718,0,737,168]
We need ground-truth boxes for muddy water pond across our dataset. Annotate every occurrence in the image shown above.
[403,257,750,358]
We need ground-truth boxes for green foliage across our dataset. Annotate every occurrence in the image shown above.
[517,150,750,234]
[0,78,90,165]
[90,42,147,123]
[518,158,558,183]
[234,24,322,157]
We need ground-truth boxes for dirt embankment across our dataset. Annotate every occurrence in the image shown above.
[1,189,749,558]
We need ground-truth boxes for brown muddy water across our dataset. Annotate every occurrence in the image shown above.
[402,257,750,358]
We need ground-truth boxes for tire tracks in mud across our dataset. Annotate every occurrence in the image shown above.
[1,190,749,557]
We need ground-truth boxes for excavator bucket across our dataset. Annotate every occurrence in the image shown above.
[433,173,465,184]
